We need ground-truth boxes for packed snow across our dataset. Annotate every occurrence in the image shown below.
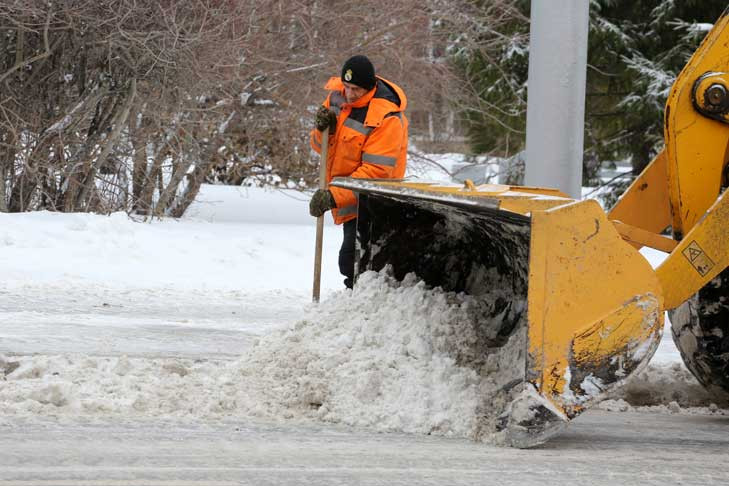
[1,161,727,447]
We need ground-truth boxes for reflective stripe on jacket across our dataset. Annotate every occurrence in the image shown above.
[310,75,408,224]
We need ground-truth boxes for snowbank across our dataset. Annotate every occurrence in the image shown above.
[1,273,494,439]
[0,196,342,292]
[2,271,725,443]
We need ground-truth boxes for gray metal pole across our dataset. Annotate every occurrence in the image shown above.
[524,0,590,199]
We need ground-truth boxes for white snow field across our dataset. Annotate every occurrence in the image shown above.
[1,179,728,484]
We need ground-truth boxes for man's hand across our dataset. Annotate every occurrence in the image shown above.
[309,189,336,217]
[315,106,337,134]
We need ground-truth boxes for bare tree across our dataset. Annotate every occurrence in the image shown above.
[0,0,254,214]
[0,0,514,216]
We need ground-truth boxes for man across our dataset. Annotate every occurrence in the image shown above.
[309,55,409,289]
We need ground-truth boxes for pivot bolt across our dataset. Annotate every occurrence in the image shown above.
[706,83,727,107]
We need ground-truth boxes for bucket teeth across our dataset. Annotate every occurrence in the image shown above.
[496,385,569,449]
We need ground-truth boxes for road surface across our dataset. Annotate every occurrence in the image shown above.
[0,410,727,485]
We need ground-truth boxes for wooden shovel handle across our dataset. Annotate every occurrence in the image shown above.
[312,128,329,302]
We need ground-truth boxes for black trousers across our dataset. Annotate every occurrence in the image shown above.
[338,199,370,289]
[339,219,357,289]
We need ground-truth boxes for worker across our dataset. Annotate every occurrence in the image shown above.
[309,55,409,289]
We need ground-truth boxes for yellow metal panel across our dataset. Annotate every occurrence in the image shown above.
[501,186,569,198]
[607,149,672,236]
[527,200,663,413]
[499,198,572,215]
[664,13,729,237]
[374,180,568,198]
[657,187,729,310]
[611,220,678,253]
[572,295,662,366]
[368,180,574,216]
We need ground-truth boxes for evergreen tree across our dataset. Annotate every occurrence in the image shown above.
[453,0,728,192]
[449,1,530,160]
[587,0,727,178]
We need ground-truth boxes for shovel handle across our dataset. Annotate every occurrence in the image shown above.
[312,128,329,302]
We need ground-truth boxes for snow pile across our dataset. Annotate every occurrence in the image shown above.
[597,398,729,416]
[617,361,729,408]
[1,271,520,441]
[2,267,727,439]
[0,201,342,292]
[2,269,728,440]
[243,271,486,436]
[242,270,526,441]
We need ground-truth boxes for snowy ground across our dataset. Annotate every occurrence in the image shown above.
[1,175,728,483]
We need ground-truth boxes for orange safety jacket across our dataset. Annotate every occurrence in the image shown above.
[310,75,408,224]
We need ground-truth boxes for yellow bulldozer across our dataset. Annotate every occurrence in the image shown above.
[331,13,729,447]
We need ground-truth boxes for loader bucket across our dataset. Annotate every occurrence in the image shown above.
[332,178,665,448]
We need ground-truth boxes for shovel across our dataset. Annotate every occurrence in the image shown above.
[312,128,329,302]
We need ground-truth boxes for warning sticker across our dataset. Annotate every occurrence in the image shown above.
[682,240,715,276]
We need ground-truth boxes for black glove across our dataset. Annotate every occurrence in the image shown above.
[309,189,336,217]
[315,106,337,134]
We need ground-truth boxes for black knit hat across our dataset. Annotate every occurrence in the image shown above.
[341,55,376,91]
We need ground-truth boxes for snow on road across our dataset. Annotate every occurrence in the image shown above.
[1,182,728,483]
[0,185,723,417]
[1,272,497,440]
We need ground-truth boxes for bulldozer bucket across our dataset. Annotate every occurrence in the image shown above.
[332,178,664,448]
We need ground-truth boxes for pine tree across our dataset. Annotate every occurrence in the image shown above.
[449,1,530,159]
[453,0,728,192]
[587,0,727,177]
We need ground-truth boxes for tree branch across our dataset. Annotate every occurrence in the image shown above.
[0,8,53,84]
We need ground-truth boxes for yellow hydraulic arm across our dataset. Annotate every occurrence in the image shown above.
[607,11,729,309]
